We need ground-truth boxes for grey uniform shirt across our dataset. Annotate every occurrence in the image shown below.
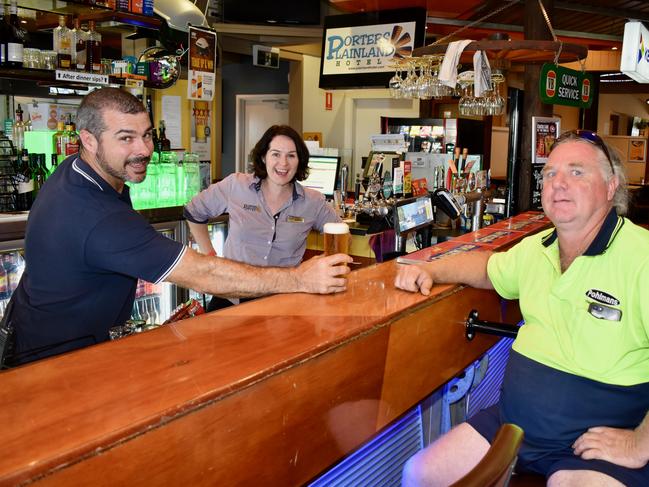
[184,173,340,267]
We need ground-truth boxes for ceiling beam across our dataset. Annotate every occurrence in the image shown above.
[555,1,649,23]
[425,16,622,42]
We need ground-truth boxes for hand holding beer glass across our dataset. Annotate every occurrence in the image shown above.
[323,222,351,256]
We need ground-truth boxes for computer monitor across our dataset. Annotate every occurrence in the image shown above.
[301,155,341,199]
[394,195,435,235]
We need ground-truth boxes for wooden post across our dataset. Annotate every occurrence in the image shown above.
[519,0,554,213]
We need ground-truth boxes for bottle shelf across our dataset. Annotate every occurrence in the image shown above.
[36,9,161,32]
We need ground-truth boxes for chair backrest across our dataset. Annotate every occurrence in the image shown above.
[451,423,524,487]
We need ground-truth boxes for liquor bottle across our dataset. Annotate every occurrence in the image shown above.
[52,120,65,163]
[23,110,32,132]
[64,121,79,157]
[73,18,87,71]
[53,15,72,69]
[15,149,33,211]
[12,104,25,152]
[29,153,44,201]
[145,94,154,125]
[49,153,59,177]
[159,120,171,151]
[85,20,102,73]
[5,0,24,68]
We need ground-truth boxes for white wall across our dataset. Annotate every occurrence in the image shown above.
[300,55,419,178]
[598,93,649,135]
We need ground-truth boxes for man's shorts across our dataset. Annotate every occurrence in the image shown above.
[467,351,649,487]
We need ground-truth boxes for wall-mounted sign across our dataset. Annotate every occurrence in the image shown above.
[187,25,217,101]
[319,8,426,89]
[621,21,649,83]
[539,63,594,108]
[56,70,108,85]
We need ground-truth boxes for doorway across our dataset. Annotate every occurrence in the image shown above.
[235,94,289,173]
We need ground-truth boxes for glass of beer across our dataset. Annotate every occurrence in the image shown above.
[323,222,350,256]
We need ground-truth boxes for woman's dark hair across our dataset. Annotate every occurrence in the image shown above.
[250,125,310,181]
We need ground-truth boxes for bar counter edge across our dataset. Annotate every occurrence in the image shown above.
[0,258,521,486]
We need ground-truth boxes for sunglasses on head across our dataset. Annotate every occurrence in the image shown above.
[555,129,615,172]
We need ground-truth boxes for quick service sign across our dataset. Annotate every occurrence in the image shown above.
[539,64,594,108]
[321,22,417,75]
[620,21,649,83]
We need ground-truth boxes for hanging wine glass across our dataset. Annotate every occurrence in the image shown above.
[416,58,432,99]
[401,59,419,99]
[490,72,506,115]
[457,71,475,116]
[389,61,404,99]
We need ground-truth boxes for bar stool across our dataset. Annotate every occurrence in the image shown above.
[451,423,523,487]
[461,311,546,486]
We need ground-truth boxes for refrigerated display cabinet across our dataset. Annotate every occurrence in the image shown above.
[0,209,186,323]
[380,117,490,169]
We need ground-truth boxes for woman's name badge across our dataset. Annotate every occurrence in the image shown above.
[287,216,304,223]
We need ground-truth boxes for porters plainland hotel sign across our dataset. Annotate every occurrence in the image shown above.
[322,22,417,74]
[319,8,426,89]
[539,63,594,109]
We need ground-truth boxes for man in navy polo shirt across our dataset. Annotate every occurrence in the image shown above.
[7,88,351,365]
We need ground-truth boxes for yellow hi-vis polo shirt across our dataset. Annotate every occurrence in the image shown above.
[487,210,649,386]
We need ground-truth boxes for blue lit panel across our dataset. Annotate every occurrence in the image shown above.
[309,406,423,487]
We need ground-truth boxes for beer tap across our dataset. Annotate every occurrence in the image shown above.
[339,164,349,215]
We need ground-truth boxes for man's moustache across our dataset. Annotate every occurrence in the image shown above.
[126,157,151,165]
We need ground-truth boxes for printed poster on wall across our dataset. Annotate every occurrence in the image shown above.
[190,100,212,162]
[187,26,216,101]
[531,116,561,165]
[530,117,560,210]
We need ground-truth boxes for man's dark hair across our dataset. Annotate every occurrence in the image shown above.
[250,125,310,182]
[76,88,148,148]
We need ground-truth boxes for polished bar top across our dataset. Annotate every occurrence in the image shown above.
[0,214,546,485]
[0,262,442,483]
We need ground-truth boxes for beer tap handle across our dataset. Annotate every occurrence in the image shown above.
[339,164,349,213]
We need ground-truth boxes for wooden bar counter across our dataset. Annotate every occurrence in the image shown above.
[0,247,525,485]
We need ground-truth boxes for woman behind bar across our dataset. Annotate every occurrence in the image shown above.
[184,125,341,311]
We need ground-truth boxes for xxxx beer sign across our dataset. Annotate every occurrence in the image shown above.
[539,63,594,108]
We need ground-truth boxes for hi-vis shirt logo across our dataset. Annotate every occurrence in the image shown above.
[243,204,260,212]
[586,289,620,306]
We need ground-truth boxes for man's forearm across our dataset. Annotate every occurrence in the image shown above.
[168,248,298,298]
[428,250,494,290]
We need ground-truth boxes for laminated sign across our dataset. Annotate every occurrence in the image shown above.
[539,63,594,108]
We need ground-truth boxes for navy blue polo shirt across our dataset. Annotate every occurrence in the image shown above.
[11,156,186,364]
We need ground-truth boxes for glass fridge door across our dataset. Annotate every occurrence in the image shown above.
[131,222,182,324]
[0,239,25,320]
[188,219,228,307]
